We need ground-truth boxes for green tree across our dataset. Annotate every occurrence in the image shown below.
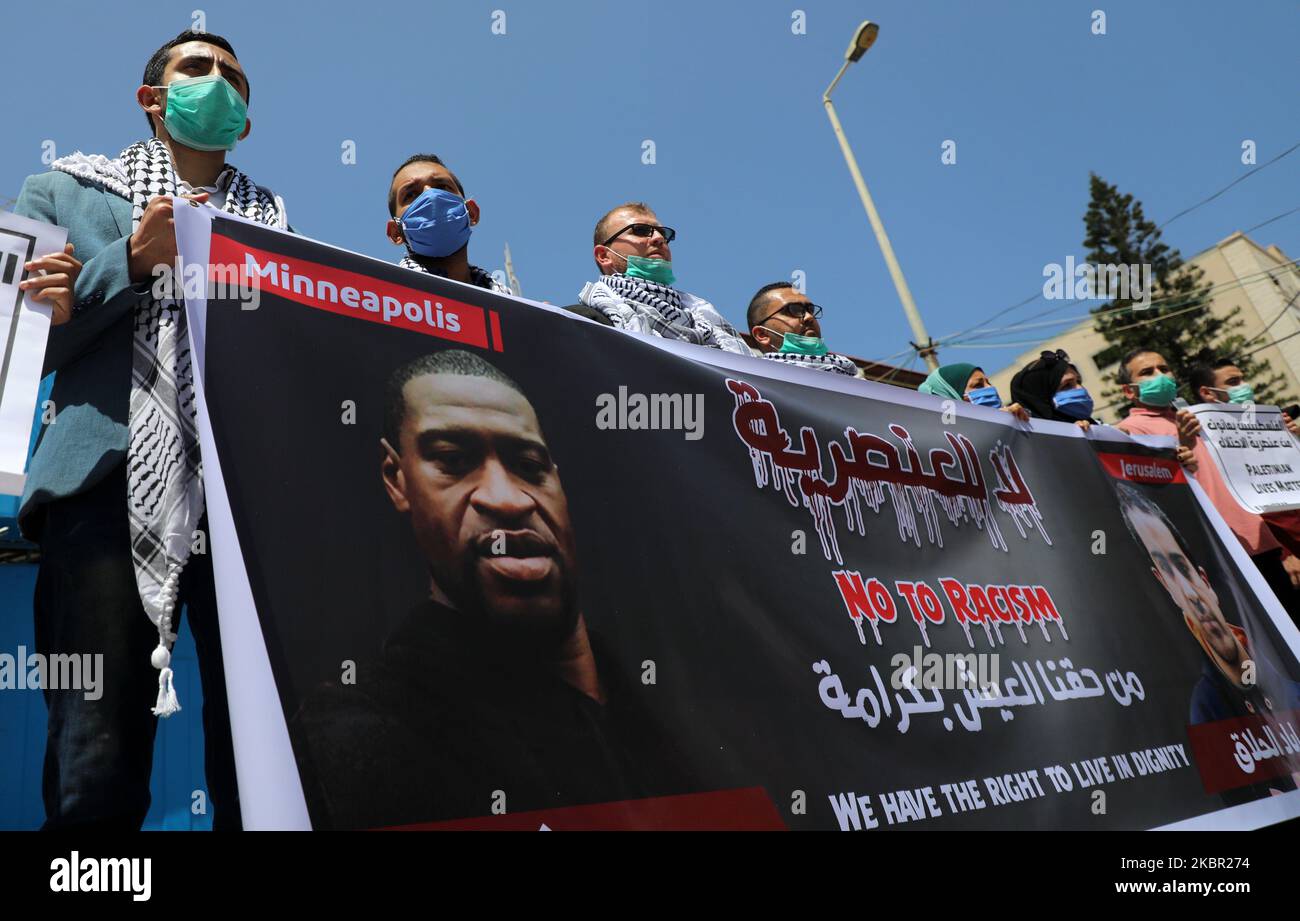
[1084,173,1288,415]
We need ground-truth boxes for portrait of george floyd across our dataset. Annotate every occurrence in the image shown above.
[289,349,693,829]
[1113,479,1300,800]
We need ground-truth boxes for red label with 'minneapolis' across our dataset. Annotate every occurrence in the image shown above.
[208,232,500,351]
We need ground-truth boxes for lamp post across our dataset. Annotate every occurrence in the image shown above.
[823,20,938,371]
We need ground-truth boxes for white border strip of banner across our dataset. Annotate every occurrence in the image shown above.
[181,210,1300,830]
[177,201,311,830]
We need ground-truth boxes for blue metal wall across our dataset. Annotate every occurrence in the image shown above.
[0,564,213,830]
[2,376,212,830]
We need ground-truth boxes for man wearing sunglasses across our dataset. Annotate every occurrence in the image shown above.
[578,202,750,354]
[745,282,862,377]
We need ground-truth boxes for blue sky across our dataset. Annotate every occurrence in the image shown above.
[2,0,1296,377]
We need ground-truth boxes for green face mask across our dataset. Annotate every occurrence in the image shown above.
[160,74,247,152]
[776,330,829,357]
[1137,373,1178,407]
[1227,383,1255,404]
[621,253,676,286]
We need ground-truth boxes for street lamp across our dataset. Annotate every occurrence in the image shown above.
[823,20,939,371]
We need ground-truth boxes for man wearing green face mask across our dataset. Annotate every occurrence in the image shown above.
[1190,357,1300,597]
[744,282,863,377]
[12,29,289,831]
[1191,359,1258,407]
[1117,349,1300,623]
[578,202,751,354]
[1189,358,1300,437]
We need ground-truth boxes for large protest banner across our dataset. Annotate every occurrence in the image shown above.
[176,205,1300,830]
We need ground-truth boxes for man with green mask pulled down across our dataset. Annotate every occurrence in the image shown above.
[1188,357,1300,438]
[1117,349,1300,622]
[578,202,751,354]
[1190,357,1300,604]
[745,281,863,377]
[12,29,289,830]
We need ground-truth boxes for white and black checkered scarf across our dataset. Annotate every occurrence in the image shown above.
[760,350,861,376]
[53,138,285,716]
[398,253,514,295]
[580,273,752,354]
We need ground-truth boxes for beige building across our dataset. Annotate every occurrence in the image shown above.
[988,232,1300,423]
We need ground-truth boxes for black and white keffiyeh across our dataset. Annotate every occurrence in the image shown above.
[53,138,285,717]
[760,350,862,376]
[398,254,514,295]
[579,274,752,355]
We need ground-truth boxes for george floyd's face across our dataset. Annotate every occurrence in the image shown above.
[139,41,252,143]
[1122,351,1174,404]
[1129,507,1244,667]
[386,162,479,248]
[594,208,672,274]
[381,374,579,638]
[752,288,821,351]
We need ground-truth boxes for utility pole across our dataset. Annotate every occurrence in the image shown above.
[823,21,939,371]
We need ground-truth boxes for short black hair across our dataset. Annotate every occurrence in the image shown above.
[1187,358,1239,399]
[746,281,796,329]
[383,350,525,451]
[1114,479,1196,565]
[388,154,466,217]
[142,31,244,134]
[1116,347,1160,386]
[593,201,653,247]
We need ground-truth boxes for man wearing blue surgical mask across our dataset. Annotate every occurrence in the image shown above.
[12,29,289,831]
[386,154,511,294]
[578,202,750,354]
[744,282,863,377]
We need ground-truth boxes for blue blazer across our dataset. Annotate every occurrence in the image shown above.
[13,169,283,541]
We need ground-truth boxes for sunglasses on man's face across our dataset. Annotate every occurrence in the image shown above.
[602,222,677,246]
[759,301,823,325]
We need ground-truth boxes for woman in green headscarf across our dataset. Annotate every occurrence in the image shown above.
[917,362,1029,421]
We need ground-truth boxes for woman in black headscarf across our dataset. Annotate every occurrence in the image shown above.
[1010,350,1098,431]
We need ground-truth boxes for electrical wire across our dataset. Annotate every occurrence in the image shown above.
[900,260,1300,352]
[870,350,920,386]
[952,260,1299,343]
[961,284,1300,355]
[1241,327,1300,359]
[1158,140,1300,230]
[950,255,1300,346]
[1244,205,1300,235]
[1242,283,1300,347]
[931,152,1300,349]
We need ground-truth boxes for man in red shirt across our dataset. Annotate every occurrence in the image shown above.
[1115,348,1300,623]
